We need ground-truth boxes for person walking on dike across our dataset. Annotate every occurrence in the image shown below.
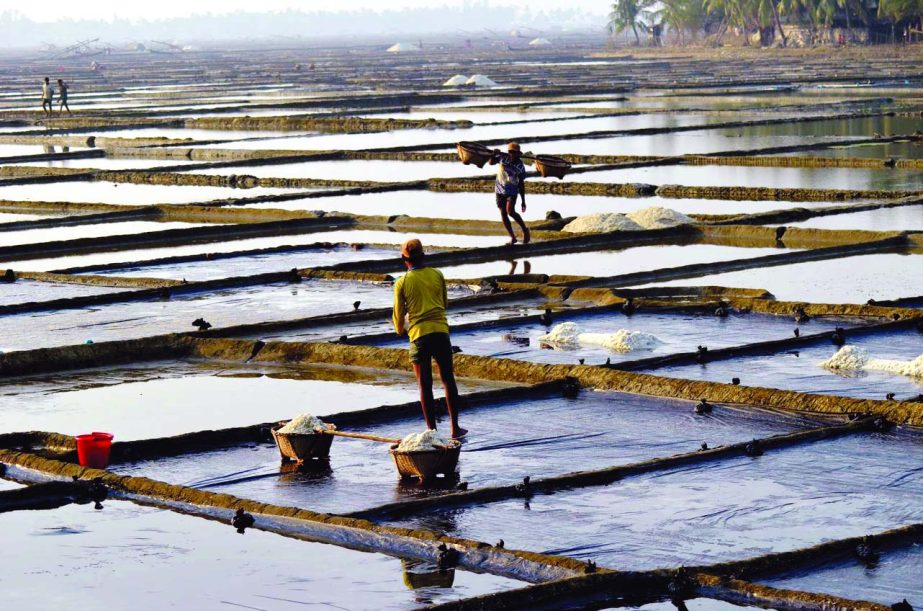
[392,239,467,439]
[57,79,71,114]
[41,77,54,115]
[489,142,531,245]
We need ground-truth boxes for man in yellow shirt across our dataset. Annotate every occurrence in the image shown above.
[392,239,467,438]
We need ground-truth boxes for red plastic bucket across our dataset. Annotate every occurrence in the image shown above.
[75,432,114,469]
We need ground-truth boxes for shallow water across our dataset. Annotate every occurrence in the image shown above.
[386,431,923,570]
[564,164,923,191]
[0,361,501,438]
[116,391,809,515]
[10,157,198,170]
[435,243,793,280]
[0,280,398,353]
[248,188,839,220]
[88,244,396,281]
[192,159,483,181]
[762,544,922,608]
[371,310,855,367]
[0,144,89,158]
[0,499,521,609]
[779,140,923,160]
[643,251,923,303]
[653,329,923,399]
[788,204,923,231]
[0,279,128,306]
[197,113,733,152]
[15,229,507,272]
[0,181,301,205]
[0,221,202,248]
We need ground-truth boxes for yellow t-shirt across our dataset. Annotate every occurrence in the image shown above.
[392,267,449,342]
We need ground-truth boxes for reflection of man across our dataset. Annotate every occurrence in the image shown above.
[392,239,467,439]
[489,142,531,245]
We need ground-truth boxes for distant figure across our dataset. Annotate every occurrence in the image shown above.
[41,77,53,115]
[57,79,71,114]
[392,239,466,439]
[489,142,530,245]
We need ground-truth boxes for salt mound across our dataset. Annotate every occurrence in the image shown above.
[528,37,552,47]
[538,322,581,345]
[466,74,498,88]
[538,322,662,352]
[387,42,420,53]
[278,413,327,435]
[397,429,451,452]
[627,207,695,229]
[579,330,663,353]
[562,213,644,233]
[443,74,468,87]
[867,354,923,378]
[820,345,870,371]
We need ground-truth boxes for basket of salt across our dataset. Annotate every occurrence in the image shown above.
[533,155,572,179]
[456,141,494,168]
[271,414,335,462]
[390,430,461,481]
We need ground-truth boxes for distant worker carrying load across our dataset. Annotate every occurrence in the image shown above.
[41,77,54,115]
[57,79,71,115]
[392,239,467,439]
[490,142,531,245]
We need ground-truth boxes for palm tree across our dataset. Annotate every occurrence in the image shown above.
[609,0,648,45]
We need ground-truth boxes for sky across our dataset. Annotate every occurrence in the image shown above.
[0,1,608,23]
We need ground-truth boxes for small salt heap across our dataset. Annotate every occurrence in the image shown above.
[277,413,327,435]
[627,207,695,229]
[397,429,451,452]
[538,322,663,353]
[867,354,923,378]
[819,345,870,371]
[562,213,644,233]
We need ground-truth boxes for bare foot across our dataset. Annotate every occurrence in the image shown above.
[522,230,531,244]
[507,237,518,246]
[451,427,469,439]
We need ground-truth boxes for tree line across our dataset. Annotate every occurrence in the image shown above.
[608,0,923,46]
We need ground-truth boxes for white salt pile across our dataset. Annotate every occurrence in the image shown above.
[397,429,451,452]
[819,345,870,371]
[277,413,327,435]
[466,74,498,87]
[443,74,468,87]
[867,354,923,378]
[627,207,695,229]
[562,213,644,233]
[538,322,663,352]
[820,345,923,379]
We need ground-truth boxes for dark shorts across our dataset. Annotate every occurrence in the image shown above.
[495,193,517,208]
[409,332,453,365]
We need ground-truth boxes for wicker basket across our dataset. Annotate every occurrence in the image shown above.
[271,423,335,462]
[457,141,494,168]
[390,443,461,481]
[534,155,572,179]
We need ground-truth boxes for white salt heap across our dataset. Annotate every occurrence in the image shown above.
[443,74,468,87]
[397,429,451,452]
[538,322,663,353]
[820,345,923,379]
[819,345,869,371]
[277,413,327,435]
[562,213,644,233]
[627,207,695,229]
[466,74,498,87]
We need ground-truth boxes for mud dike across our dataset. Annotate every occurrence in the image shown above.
[1,40,922,610]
